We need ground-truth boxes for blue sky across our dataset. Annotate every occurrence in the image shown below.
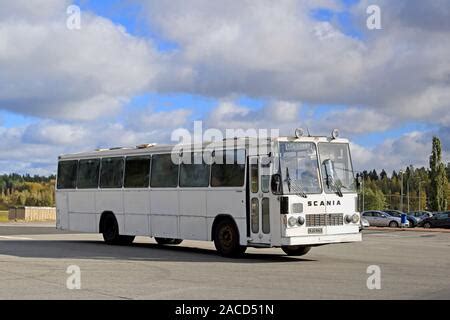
[66,0,441,148]
[0,0,449,174]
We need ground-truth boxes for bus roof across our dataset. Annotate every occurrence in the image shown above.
[58,136,350,160]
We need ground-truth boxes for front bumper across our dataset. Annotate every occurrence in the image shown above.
[281,232,362,246]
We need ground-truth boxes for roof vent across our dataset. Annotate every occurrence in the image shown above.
[136,143,156,149]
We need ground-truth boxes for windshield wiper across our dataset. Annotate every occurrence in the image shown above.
[285,168,307,198]
[285,167,292,193]
[333,180,344,197]
[323,159,344,197]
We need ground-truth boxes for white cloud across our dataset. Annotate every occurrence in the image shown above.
[0,2,161,120]
[351,131,450,173]
[126,108,192,131]
[206,100,301,132]
[139,0,450,128]
[316,108,395,135]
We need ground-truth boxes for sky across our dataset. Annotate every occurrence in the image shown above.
[0,0,449,175]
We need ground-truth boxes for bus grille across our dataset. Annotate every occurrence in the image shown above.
[306,214,344,227]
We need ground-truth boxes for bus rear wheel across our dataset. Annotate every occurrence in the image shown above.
[281,245,311,256]
[155,238,183,245]
[213,219,246,257]
[102,214,135,245]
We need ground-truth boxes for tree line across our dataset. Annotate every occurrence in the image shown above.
[356,137,449,212]
[0,174,56,209]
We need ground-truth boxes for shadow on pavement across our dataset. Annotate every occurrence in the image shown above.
[0,240,317,264]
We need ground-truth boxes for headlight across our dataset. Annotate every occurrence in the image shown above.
[352,214,360,224]
[288,216,298,227]
[298,216,305,226]
[345,215,353,224]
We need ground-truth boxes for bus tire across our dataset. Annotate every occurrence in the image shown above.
[281,245,311,256]
[213,218,246,257]
[101,213,135,245]
[155,238,183,245]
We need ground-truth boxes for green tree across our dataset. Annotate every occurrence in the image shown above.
[362,186,386,211]
[446,163,450,181]
[429,137,448,211]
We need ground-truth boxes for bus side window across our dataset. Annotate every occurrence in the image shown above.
[211,149,246,187]
[77,159,100,189]
[180,153,210,188]
[151,154,179,188]
[100,157,124,189]
[124,156,151,188]
[57,160,78,189]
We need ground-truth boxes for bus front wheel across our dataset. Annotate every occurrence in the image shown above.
[102,214,135,245]
[281,245,311,256]
[155,238,183,245]
[213,219,246,257]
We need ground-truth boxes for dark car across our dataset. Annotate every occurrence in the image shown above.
[383,210,418,228]
[418,212,450,229]
[409,211,433,223]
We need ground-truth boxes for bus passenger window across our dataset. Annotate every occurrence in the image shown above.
[57,160,78,189]
[151,154,179,188]
[180,153,210,187]
[211,150,246,187]
[77,159,100,189]
[124,156,151,188]
[100,157,124,189]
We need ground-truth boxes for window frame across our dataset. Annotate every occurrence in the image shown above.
[124,155,152,189]
[99,157,125,189]
[210,148,247,188]
[150,153,180,188]
[57,160,79,190]
[179,152,211,188]
[76,158,101,189]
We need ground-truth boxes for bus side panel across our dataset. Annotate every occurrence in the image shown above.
[179,190,208,240]
[123,190,150,236]
[55,191,69,230]
[150,190,179,238]
[68,191,97,232]
[96,190,124,215]
[206,189,247,245]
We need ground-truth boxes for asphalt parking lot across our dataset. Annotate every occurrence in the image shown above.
[0,223,449,300]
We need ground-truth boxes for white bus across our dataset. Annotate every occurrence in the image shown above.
[56,129,362,257]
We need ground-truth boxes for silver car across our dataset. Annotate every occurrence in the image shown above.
[360,217,370,231]
[362,211,409,228]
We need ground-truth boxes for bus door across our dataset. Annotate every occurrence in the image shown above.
[248,156,272,245]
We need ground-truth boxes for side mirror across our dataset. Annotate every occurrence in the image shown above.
[271,174,282,195]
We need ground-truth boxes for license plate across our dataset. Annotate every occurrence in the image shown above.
[308,228,323,234]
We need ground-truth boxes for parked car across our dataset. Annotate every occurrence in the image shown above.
[409,211,433,223]
[361,211,408,228]
[360,217,370,231]
[418,212,450,229]
[383,209,418,228]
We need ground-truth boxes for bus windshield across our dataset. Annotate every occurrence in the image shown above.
[318,143,356,194]
[279,142,321,195]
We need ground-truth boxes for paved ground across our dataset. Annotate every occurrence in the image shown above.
[0,223,449,300]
